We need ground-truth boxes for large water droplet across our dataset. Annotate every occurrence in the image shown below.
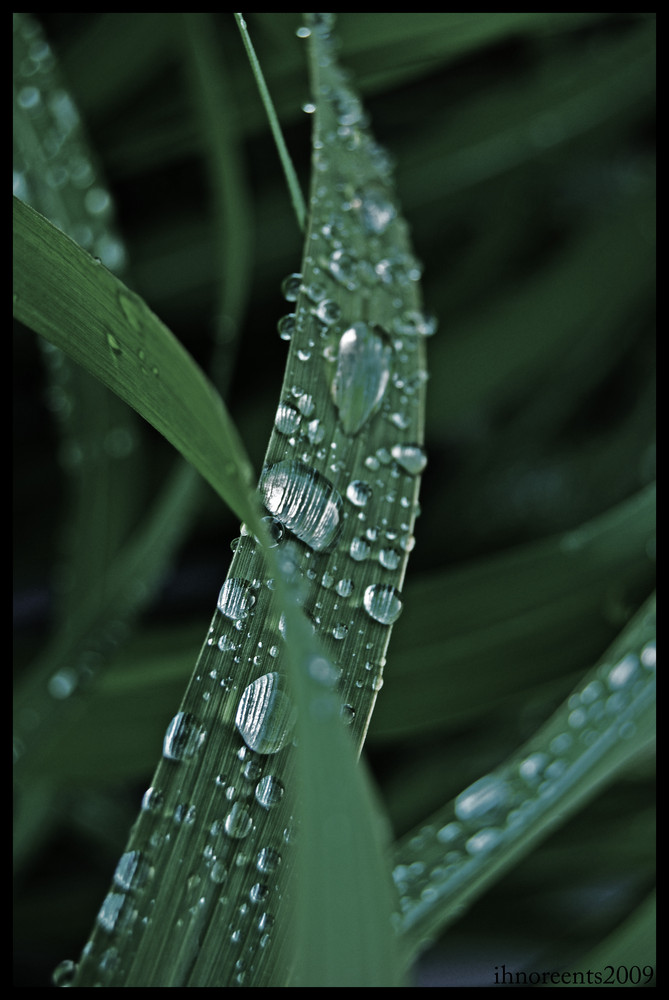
[163,712,206,762]
[217,579,256,621]
[259,460,343,552]
[363,583,403,625]
[235,672,297,754]
[331,322,392,435]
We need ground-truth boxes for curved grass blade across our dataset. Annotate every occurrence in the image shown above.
[63,11,426,987]
[13,196,260,535]
[391,592,655,971]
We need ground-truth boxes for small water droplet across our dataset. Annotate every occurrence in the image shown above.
[379,547,401,570]
[353,184,397,235]
[256,847,281,873]
[106,332,122,357]
[363,583,403,625]
[349,537,370,561]
[281,273,302,302]
[314,298,341,326]
[235,672,297,754]
[224,802,253,839]
[336,578,354,597]
[391,443,427,475]
[332,623,348,640]
[52,959,77,987]
[606,653,640,690]
[346,479,373,507]
[255,775,284,809]
[277,313,296,341]
[455,775,510,824]
[113,850,151,891]
[163,712,206,762]
[217,579,256,621]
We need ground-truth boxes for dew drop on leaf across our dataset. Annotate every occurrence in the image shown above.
[259,460,343,552]
[235,672,297,754]
[331,322,392,435]
[391,443,428,475]
[224,802,253,839]
[217,579,256,621]
[255,774,284,809]
[346,479,373,507]
[363,583,403,625]
[162,711,206,762]
[454,775,511,824]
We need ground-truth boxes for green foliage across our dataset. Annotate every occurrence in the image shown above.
[14,12,654,988]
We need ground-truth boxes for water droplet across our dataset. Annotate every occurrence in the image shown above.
[47,668,78,699]
[350,536,370,561]
[331,323,392,435]
[314,298,341,326]
[379,547,401,570]
[353,185,396,235]
[332,623,348,640]
[257,847,281,873]
[328,249,358,290]
[255,775,284,809]
[113,851,151,891]
[363,584,403,625]
[106,332,122,358]
[393,309,438,337]
[606,653,639,690]
[277,314,296,341]
[52,959,77,987]
[224,802,253,839]
[210,860,228,884]
[281,273,302,302]
[141,786,164,813]
[455,775,510,824]
[391,443,427,475]
[250,882,269,904]
[163,712,206,762]
[235,672,297,754]
[336,578,354,597]
[465,828,503,856]
[346,479,373,507]
[217,579,256,621]
[259,460,343,552]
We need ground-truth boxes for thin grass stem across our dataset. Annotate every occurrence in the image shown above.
[234,12,307,232]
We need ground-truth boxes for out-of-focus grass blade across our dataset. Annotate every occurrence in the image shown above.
[372,483,655,739]
[391,593,655,970]
[13,197,260,534]
[568,892,656,984]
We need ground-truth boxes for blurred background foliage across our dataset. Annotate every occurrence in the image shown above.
[14,13,655,987]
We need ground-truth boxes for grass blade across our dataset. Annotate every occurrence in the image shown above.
[391,593,655,971]
[59,10,426,986]
[13,197,259,534]
[234,13,307,232]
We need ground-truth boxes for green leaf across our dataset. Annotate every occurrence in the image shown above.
[13,196,260,534]
[391,593,655,971]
